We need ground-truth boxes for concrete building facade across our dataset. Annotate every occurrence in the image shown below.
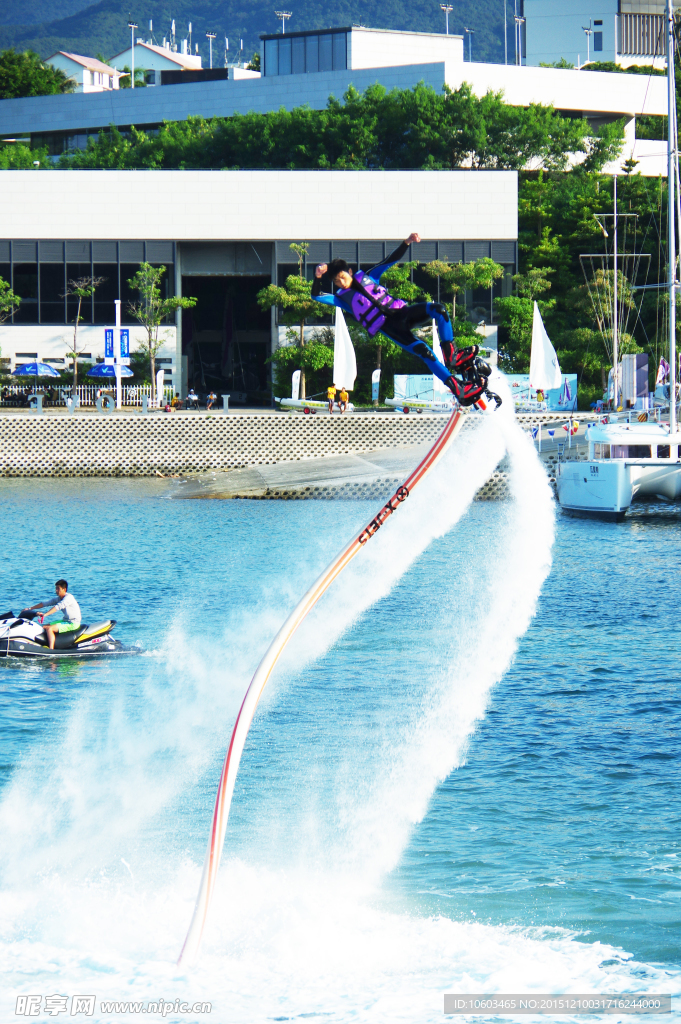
[525,0,681,68]
[0,169,517,402]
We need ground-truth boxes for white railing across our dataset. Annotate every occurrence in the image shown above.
[1,384,174,407]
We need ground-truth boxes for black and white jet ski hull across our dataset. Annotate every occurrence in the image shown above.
[0,614,140,659]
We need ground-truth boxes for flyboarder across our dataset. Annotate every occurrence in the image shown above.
[312,233,500,407]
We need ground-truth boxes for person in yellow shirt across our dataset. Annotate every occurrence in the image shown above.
[327,384,337,413]
[339,387,349,413]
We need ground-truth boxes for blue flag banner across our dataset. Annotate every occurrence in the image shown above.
[120,329,130,359]
[104,329,114,359]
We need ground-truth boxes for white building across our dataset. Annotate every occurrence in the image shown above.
[45,52,125,93]
[524,0,681,68]
[0,25,670,174]
[0,169,517,400]
[108,41,201,87]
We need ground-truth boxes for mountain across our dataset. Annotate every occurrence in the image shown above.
[0,0,507,69]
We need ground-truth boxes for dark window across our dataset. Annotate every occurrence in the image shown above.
[658,445,670,458]
[292,35,305,74]
[279,38,292,75]
[594,31,603,50]
[594,20,602,25]
[319,33,333,72]
[93,263,117,324]
[305,34,319,73]
[40,263,65,323]
[13,263,38,324]
[145,70,156,84]
[628,445,652,458]
[333,32,347,70]
[66,263,93,324]
[264,38,278,76]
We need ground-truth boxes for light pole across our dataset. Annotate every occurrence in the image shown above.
[464,27,475,61]
[504,0,507,64]
[440,4,453,35]
[206,31,216,68]
[514,14,525,65]
[128,22,138,88]
[275,10,292,33]
[582,20,593,64]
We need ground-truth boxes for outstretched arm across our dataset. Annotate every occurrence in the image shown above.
[312,263,338,306]
[369,232,421,282]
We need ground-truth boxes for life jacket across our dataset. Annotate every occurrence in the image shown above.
[338,271,406,337]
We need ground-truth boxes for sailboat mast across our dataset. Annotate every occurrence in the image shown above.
[668,0,677,434]
[613,175,618,410]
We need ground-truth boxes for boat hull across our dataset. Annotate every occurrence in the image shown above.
[556,458,681,516]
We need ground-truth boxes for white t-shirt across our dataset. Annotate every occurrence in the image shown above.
[51,593,81,624]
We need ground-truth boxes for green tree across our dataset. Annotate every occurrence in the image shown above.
[0,141,49,169]
[256,242,326,399]
[0,276,21,323]
[118,65,147,89]
[63,276,105,394]
[422,257,503,332]
[0,49,74,99]
[246,52,260,71]
[127,263,197,403]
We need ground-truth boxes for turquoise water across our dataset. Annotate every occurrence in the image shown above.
[0,413,679,1023]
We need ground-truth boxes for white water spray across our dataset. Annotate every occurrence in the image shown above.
[3,400,666,1023]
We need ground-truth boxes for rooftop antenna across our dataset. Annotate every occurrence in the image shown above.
[240,37,243,65]
[275,10,292,33]
[440,4,453,35]
[206,30,216,67]
[148,18,153,44]
[188,21,192,51]
[171,18,176,50]
[128,22,138,87]
[464,26,475,61]
[582,20,592,64]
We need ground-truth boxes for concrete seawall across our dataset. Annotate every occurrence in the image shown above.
[0,412,449,478]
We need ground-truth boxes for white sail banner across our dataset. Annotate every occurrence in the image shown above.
[333,307,357,390]
[529,301,562,391]
[291,369,301,400]
[431,320,449,394]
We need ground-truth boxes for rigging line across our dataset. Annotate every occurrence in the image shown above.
[630,23,664,166]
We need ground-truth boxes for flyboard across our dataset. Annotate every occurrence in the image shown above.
[177,404,467,967]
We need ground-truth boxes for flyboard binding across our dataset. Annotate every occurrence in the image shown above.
[0,610,137,658]
[177,405,468,967]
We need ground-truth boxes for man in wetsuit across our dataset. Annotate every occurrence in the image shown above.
[312,233,499,408]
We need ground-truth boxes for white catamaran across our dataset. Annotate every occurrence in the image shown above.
[557,0,681,518]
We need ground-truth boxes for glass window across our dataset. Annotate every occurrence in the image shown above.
[305,34,319,73]
[40,263,65,323]
[66,263,93,324]
[0,263,10,290]
[279,38,292,75]
[265,39,278,76]
[13,263,38,324]
[292,36,305,74]
[319,34,333,72]
[594,31,603,50]
[145,70,156,85]
[93,263,117,324]
[332,32,347,70]
[657,445,670,458]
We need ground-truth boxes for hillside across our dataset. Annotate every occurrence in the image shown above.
[0,0,506,67]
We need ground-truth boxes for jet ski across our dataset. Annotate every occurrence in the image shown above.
[0,610,139,658]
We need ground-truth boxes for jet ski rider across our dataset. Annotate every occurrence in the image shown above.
[25,579,81,651]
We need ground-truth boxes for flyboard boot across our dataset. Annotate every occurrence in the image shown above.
[446,355,502,410]
[439,342,479,372]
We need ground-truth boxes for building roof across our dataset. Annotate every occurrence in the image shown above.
[110,41,200,69]
[48,52,123,75]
